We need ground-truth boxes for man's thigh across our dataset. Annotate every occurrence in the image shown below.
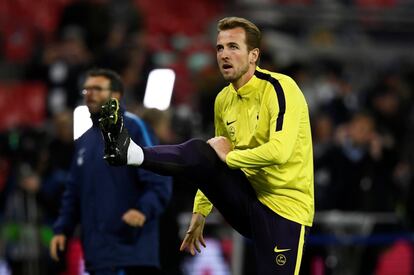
[142,139,256,237]
[197,162,256,238]
[250,201,308,275]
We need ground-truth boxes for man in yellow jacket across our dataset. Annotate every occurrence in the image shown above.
[99,17,314,275]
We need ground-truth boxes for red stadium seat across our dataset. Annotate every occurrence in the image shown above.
[375,240,414,275]
[0,82,47,132]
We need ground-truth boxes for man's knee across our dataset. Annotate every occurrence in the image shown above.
[184,139,209,152]
[181,139,219,168]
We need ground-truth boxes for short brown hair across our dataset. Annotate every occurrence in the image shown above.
[217,17,261,51]
[85,68,124,95]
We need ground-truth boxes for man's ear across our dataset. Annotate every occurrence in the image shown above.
[250,48,260,64]
[111,91,122,100]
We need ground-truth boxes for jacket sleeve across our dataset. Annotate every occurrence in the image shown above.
[53,150,81,236]
[226,77,302,168]
[193,96,227,216]
[128,116,172,220]
[193,190,213,217]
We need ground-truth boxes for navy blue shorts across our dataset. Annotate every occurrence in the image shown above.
[143,139,309,274]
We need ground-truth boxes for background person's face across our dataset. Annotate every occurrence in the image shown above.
[349,116,374,146]
[83,76,112,114]
[216,27,250,84]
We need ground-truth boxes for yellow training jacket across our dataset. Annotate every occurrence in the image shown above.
[193,67,314,226]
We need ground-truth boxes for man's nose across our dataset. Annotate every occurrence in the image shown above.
[220,50,229,60]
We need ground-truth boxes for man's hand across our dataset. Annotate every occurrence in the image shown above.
[50,234,66,261]
[207,136,232,162]
[122,209,147,227]
[180,213,206,255]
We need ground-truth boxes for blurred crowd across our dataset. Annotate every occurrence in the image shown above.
[1,0,414,274]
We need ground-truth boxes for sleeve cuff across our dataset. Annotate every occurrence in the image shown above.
[193,205,213,217]
[225,151,237,168]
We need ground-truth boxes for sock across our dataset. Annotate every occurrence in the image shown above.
[127,139,144,166]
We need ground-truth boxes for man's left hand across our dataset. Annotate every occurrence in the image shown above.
[122,209,146,227]
[207,136,232,162]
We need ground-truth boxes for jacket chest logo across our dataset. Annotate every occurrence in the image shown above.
[226,119,236,126]
[228,125,236,138]
[77,148,86,166]
[225,114,237,139]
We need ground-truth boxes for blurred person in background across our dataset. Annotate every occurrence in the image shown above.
[141,108,175,145]
[26,26,92,114]
[0,126,54,274]
[314,112,396,211]
[57,0,111,55]
[35,110,76,275]
[0,149,12,222]
[39,110,75,226]
[311,112,335,210]
[49,68,172,275]
[98,17,314,275]
[2,164,47,275]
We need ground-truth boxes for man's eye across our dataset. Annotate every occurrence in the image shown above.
[230,45,238,49]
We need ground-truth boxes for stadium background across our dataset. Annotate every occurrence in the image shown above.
[1,0,414,274]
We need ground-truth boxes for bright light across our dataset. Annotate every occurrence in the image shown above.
[143,69,175,110]
[73,105,92,140]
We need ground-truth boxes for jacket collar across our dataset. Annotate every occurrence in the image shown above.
[229,66,261,98]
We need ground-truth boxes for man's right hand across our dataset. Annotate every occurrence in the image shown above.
[180,213,206,255]
[50,234,66,261]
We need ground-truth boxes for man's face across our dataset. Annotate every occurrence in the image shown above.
[83,76,112,114]
[216,27,252,84]
[349,116,374,146]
